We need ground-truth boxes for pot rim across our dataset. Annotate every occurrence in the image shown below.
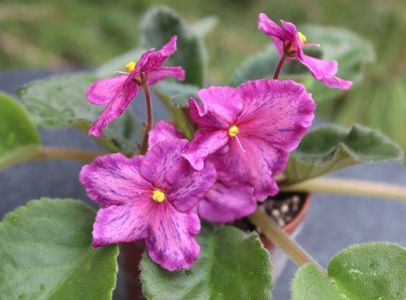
[260,192,311,249]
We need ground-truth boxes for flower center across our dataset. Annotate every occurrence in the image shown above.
[152,188,166,203]
[298,32,307,44]
[228,125,239,137]
[125,60,137,73]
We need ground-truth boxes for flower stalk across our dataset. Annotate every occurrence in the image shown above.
[273,54,288,79]
[141,80,153,153]
[38,147,102,162]
[249,207,326,273]
[281,177,406,201]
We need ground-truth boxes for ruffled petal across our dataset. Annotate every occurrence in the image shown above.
[148,120,186,151]
[199,180,256,223]
[169,160,216,212]
[212,137,281,200]
[257,13,285,40]
[237,80,315,157]
[79,153,151,206]
[88,81,138,136]
[182,129,229,171]
[140,138,188,188]
[280,20,300,43]
[132,48,154,75]
[147,66,185,85]
[92,200,153,247]
[87,75,128,105]
[300,55,353,89]
[142,35,178,71]
[146,203,200,271]
[190,86,244,128]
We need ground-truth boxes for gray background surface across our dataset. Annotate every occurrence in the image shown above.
[1,71,405,299]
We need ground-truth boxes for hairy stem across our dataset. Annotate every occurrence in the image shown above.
[141,82,153,153]
[38,147,102,162]
[273,54,288,80]
[281,177,406,201]
[249,208,326,273]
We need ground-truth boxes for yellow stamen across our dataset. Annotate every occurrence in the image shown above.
[298,32,307,44]
[152,188,166,203]
[228,125,239,137]
[125,60,137,73]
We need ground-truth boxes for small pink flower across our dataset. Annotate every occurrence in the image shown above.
[258,13,352,90]
[183,80,315,222]
[80,121,216,271]
[87,36,185,136]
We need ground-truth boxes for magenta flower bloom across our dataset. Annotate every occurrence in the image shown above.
[80,121,216,271]
[87,35,185,136]
[183,80,315,222]
[258,13,352,90]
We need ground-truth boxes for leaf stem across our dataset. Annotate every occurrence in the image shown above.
[280,177,406,201]
[273,54,288,80]
[249,208,326,273]
[37,147,102,163]
[141,82,153,153]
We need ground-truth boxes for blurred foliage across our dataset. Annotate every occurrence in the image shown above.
[1,0,406,152]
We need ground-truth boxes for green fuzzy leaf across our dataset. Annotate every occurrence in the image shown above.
[0,198,119,300]
[140,224,272,300]
[0,92,41,171]
[156,81,199,107]
[292,243,406,300]
[17,73,142,153]
[138,6,207,87]
[190,16,219,38]
[333,76,406,164]
[231,45,284,86]
[283,124,403,184]
[292,264,346,300]
[154,88,193,139]
[231,26,375,102]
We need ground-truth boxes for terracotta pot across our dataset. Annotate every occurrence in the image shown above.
[120,193,311,299]
[261,193,311,279]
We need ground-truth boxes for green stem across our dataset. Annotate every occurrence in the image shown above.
[249,208,326,273]
[281,177,406,201]
[37,147,102,162]
[273,54,288,80]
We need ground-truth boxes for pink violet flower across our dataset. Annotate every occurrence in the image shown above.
[79,121,216,271]
[86,35,185,137]
[258,13,352,90]
[182,80,315,222]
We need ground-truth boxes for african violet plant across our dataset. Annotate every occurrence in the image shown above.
[1,5,406,299]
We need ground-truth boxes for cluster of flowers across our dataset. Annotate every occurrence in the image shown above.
[80,13,351,271]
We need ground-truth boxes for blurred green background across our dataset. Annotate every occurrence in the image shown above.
[1,0,406,150]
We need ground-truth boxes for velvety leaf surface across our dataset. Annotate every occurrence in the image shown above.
[332,76,406,164]
[190,16,218,38]
[232,26,375,102]
[140,224,272,300]
[292,243,406,300]
[292,264,346,300]
[154,89,193,139]
[138,5,207,87]
[0,92,41,171]
[155,81,199,106]
[17,73,142,153]
[231,45,282,86]
[283,125,403,184]
[0,198,119,300]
